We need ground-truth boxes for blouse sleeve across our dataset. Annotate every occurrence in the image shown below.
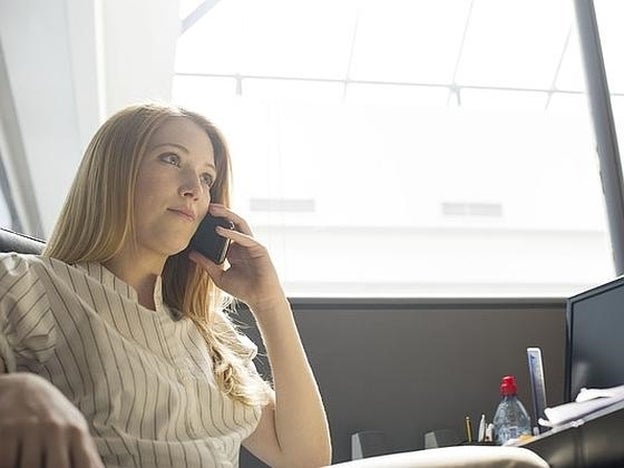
[0,253,56,373]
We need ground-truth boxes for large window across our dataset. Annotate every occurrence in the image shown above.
[173,0,619,297]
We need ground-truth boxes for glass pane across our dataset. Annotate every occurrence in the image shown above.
[612,96,624,148]
[555,27,584,92]
[547,92,590,117]
[457,0,572,88]
[595,0,624,94]
[242,79,344,104]
[460,88,548,110]
[349,0,472,83]
[172,75,237,106]
[176,0,355,78]
[346,84,449,107]
[174,0,614,297]
[179,0,204,20]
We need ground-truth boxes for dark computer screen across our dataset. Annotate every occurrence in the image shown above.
[565,275,624,402]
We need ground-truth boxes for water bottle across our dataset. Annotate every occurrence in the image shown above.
[492,375,532,445]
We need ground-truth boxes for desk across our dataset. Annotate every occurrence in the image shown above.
[328,445,548,467]
[521,400,624,467]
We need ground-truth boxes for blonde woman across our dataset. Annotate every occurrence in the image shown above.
[0,103,331,467]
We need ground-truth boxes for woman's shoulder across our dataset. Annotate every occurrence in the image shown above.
[0,253,78,287]
[0,252,43,275]
[0,252,66,271]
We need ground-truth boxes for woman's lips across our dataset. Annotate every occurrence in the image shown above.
[168,208,196,222]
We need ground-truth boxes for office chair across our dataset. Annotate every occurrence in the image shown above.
[0,227,44,254]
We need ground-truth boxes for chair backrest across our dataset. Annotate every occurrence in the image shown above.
[0,228,45,255]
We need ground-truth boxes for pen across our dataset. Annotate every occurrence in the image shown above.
[478,414,486,442]
[465,416,473,443]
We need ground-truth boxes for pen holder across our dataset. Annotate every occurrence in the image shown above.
[424,429,461,449]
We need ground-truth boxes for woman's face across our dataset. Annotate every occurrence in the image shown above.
[131,117,217,260]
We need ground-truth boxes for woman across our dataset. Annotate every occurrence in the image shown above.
[0,103,331,467]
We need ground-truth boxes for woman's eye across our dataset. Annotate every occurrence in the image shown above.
[160,153,180,166]
[200,173,214,186]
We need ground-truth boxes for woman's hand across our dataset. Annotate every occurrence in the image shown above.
[0,373,103,468]
[189,204,286,313]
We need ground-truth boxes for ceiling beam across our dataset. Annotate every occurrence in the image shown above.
[182,0,222,33]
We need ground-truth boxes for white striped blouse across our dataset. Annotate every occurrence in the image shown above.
[0,253,262,467]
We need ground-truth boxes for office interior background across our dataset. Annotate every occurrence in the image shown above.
[1,0,623,465]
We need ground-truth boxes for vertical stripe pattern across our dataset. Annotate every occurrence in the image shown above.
[0,253,262,467]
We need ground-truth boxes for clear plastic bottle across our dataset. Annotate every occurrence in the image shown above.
[492,375,532,445]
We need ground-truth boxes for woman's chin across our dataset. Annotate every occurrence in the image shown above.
[162,241,192,258]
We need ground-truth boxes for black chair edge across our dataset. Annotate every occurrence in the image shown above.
[0,227,45,255]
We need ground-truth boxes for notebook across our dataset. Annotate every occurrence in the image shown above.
[526,347,548,433]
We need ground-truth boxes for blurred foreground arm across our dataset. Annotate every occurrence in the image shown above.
[0,361,103,468]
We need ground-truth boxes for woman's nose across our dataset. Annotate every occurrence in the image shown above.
[178,173,204,198]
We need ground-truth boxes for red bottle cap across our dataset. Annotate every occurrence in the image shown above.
[500,375,518,396]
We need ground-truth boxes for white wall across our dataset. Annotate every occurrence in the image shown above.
[0,0,180,236]
[0,0,84,235]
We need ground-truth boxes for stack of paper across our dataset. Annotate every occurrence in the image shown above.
[539,384,624,427]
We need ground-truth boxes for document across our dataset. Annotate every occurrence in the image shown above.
[539,384,624,427]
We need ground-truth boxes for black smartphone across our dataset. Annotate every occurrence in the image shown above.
[189,215,234,264]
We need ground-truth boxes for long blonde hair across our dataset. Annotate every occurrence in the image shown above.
[44,103,270,406]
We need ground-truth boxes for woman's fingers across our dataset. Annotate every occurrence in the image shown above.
[71,430,105,468]
[14,423,99,468]
[208,204,253,236]
[0,436,18,468]
[206,205,269,257]
[215,225,258,249]
[44,432,71,468]
[19,431,43,467]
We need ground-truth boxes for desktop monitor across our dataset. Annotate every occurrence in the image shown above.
[565,275,624,402]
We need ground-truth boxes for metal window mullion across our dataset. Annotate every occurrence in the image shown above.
[574,0,624,275]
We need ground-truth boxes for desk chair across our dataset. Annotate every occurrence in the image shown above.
[0,227,44,254]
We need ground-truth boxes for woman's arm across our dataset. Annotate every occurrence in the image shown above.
[190,204,331,467]
[241,296,331,467]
